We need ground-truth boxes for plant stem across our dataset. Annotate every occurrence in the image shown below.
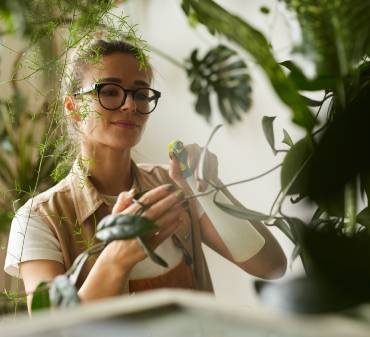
[184,163,282,201]
[148,44,186,70]
[343,179,357,236]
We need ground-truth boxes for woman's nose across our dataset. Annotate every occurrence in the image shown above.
[120,93,137,112]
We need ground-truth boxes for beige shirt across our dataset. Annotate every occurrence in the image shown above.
[5,159,214,292]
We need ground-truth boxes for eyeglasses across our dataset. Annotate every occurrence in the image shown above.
[73,83,161,114]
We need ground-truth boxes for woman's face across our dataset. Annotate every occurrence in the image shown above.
[74,52,152,150]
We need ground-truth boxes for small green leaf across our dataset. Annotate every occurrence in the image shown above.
[343,180,357,236]
[360,171,370,202]
[280,60,335,91]
[260,6,270,14]
[282,129,294,147]
[290,244,300,263]
[96,214,158,242]
[281,137,313,195]
[49,275,80,308]
[284,217,314,275]
[300,95,323,107]
[31,282,50,312]
[273,218,295,243]
[262,116,277,155]
[137,238,168,268]
[357,207,370,231]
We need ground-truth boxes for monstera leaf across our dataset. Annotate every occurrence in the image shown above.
[182,0,316,131]
[186,44,252,124]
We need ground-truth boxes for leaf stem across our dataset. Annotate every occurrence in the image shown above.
[343,179,357,236]
[185,163,282,201]
[148,44,186,70]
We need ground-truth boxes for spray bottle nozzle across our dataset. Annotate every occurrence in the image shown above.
[168,140,193,178]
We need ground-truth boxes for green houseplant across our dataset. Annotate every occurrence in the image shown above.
[179,0,370,313]
[1,0,370,316]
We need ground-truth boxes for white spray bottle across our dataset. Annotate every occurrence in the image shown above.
[168,140,265,262]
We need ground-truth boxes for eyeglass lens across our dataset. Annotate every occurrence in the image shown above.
[98,84,157,113]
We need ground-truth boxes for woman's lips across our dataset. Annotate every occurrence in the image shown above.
[111,120,140,129]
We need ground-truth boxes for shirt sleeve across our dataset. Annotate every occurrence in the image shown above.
[4,205,64,278]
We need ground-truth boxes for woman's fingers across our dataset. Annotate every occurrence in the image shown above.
[148,205,187,249]
[112,190,135,214]
[120,184,185,220]
[142,189,185,219]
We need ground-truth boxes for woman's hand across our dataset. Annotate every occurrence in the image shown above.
[100,184,187,272]
[169,143,219,192]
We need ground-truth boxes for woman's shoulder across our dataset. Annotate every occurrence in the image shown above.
[137,163,169,173]
[19,174,73,213]
[136,163,172,185]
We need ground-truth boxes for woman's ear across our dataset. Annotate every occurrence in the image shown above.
[64,96,81,122]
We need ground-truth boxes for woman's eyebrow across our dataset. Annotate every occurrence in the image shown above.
[98,78,150,87]
[98,77,122,83]
[134,80,150,87]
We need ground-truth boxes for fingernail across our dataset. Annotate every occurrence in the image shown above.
[169,152,174,160]
[128,188,136,196]
[176,190,185,200]
[165,184,176,192]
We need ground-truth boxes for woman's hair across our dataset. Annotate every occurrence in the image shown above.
[64,36,152,95]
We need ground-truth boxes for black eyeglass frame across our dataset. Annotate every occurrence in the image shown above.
[73,82,161,114]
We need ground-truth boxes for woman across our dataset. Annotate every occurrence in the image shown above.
[4,37,286,308]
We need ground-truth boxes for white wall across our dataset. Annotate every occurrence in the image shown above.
[121,0,310,309]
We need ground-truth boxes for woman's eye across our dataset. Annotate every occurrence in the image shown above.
[136,93,149,100]
[100,89,119,96]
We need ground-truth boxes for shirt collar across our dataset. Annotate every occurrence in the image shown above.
[68,158,141,224]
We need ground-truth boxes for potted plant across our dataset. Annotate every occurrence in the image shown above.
[1,0,370,316]
[179,0,370,314]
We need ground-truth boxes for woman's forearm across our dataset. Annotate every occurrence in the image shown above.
[78,256,131,302]
[200,213,287,279]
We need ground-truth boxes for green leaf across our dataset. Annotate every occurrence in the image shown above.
[283,1,370,80]
[343,180,357,236]
[280,60,335,91]
[281,137,313,195]
[290,244,300,263]
[49,275,80,308]
[284,217,314,275]
[282,129,293,147]
[96,214,167,267]
[183,0,316,131]
[360,171,370,202]
[96,214,158,242]
[357,207,370,231]
[31,282,50,312]
[262,116,277,155]
[186,44,252,124]
[260,6,270,14]
[300,95,323,107]
[137,238,168,268]
[273,218,294,243]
